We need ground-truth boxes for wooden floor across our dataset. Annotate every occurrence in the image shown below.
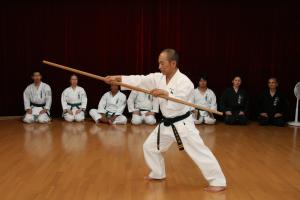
[0,119,299,200]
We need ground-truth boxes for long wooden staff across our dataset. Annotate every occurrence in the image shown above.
[42,60,223,115]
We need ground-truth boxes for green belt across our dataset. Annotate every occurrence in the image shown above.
[105,111,115,118]
[67,103,81,109]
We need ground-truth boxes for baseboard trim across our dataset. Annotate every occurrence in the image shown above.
[0,116,22,120]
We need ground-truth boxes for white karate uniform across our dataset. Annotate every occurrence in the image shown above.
[61,86,87,122]
[23,82,52,123]
[127,91,159,125]
[89,91,127,124]
[192,88,217,124]
[121,69,226,187]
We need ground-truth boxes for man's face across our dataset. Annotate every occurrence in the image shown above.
[268,79,278,90]
[158,52,176,76]
[70,76,78,86]
[110,84,119,93]
[199,79,207,88]
[32,72,42,83]
[232,77,241,87]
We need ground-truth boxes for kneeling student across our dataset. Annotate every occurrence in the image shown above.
[61,74,87,122]
[23,71,52,123]
[127,91,159,125]
[192,76,217,125]
[257,78,288,127]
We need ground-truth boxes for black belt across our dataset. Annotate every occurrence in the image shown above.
[67,103,82,109]
[196,108,201,120]
[139,109,151,112]
[30,102,50,117]
[30,102,46,107]
[157,111,191,151]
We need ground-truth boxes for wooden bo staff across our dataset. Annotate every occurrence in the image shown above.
[42,60,223,116]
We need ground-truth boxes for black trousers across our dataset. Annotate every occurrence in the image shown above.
[224,112,248,125]
[258,116,285,127]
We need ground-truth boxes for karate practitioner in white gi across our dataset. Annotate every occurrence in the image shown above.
[127,91,159,125]
[192,76,217,125]
[104,49,226,192]
[89,84,127,125]
[23,72,52,123]
[61,75,87,122]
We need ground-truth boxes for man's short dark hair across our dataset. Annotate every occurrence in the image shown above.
[268,77,278,82]
[32,71,41,76]
[199,75,208,81]
[232,75,242,81]
[161,48,179,64]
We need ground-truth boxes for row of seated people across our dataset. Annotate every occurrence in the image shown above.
[193,75,288,127]
[23,72,289,127]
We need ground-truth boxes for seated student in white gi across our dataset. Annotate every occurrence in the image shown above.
[61,74,87,122]
[192,76,217,125]
[89,84,127,125]
[23,72,52,123]
[127,91,159,125]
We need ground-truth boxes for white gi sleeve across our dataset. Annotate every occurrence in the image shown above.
[44,85,52,110]
[80,88,88,109]
[121,73,161,91]
[127,91,138,113]
[210,90,217,110]
[151,97,159,113]
[190,90,196,111]
[115,93,126,115]
[61,89,69,110]
[23,86,31,111]
[98,93,108,114]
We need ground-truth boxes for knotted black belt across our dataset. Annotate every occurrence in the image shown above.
[30,102,46,107]
[139,109,151,112]
[157,111,191,151]
[196,108,201,120]
[30,102,50,117]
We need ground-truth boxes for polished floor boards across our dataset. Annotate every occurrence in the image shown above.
[0,119,299,200]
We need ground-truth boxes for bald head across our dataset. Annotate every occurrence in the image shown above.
[161,48,179,64]
[158,48,179,76]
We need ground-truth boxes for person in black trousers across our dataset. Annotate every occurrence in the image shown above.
[220,76,249,125]
[257,78,289,127]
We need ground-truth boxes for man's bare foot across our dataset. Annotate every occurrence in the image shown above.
[144,176,165,181]
[204,186,226,193]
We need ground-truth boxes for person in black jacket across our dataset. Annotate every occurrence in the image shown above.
[257,78,288,127]
[220,76,249,125]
